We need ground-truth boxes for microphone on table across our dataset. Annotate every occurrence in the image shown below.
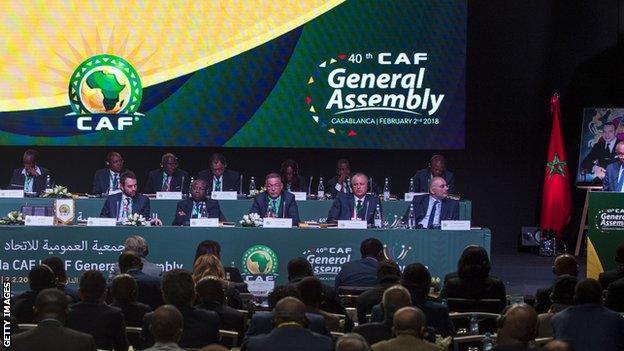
[364,201,369,222]
[308,176,313,195]
[115,200,120,221]
[282,200,286,218]
[239,175,243,195]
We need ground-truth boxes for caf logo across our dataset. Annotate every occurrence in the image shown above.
[68,54,142,115]
[242,245,278,275]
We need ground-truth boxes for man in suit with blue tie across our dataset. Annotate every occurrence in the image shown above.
[327,173,381,225]
[100,171,158,224]
[403,177,459,229]
[603,141,624,192]
[143,153,190,194]
[172,178,225,225]
[92,151,126,196]
[249,173,300,225]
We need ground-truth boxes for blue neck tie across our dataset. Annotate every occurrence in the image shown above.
[427,200,440,229]
[617,166,624,192]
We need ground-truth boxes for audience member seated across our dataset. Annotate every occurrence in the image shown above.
[11,288,97,351]
[599,243,624,289]
[92,151,126,195]
[536,275,577,338]
[280,159,309,193]
[605,277,624,312]
[412,154,455,194]
[172,178,225,225]
[440,246,507,312]
[534,254,579,313]
[143,153,190,194]
[66,270,128,351]
[542,340,573,351]
[11,264,56,323]
[42,256,80,302]
[327,158,354,198]
[192,253,242,308]
[287,257,342,314]
[195,240,244,284]
[327,173,381,225]
[197,153,241,193]
[335,238,384,290]
[494,303,538,351]
[8,149,52,195]
[297,277,343,332]
[356,260,401,324]
[248,172,300,225]
[353,285,412,346]
[241,297,333,351]
[371,306,443,351]
[110,274,152,327]
[402,176,459,229]
[143,305,186,351]
[336,333,373,351]
[110,235,163,279]
[551,278,624,351]
[118,251,163,310]
[139,269,220,350]
[195,277,246,346]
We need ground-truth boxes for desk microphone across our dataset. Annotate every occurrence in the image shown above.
[364,201,369,222]
[239,175,243,195]
[282,201,286,218]
[115,200,120,221]
[308,176,313,195]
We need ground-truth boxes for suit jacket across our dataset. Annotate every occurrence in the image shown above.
[327,176,381,198]
[8,167,51,194]
[197,168,241,193]
[140,305,220,350]
[605,277,624,312]
[126,269,164,310]
[100,192,151,219]
[334,257,379,289]
[11,290,38,324]
[413,168,455,194]
[534,285,553,314]
[171,197,225,225]
[111,301,152,327]
[440,276,507,313]
[11,319,97,351]
[66,300,128,351]
[402,194,460,226]
[599,268,624,289]
[327,192,381,225]
[242,325,333,351]
[143,168,190,194]
[197,302,245,346]
[371,299,455,338]
[143,342,186,351]
[551,304,624,351]
[581,138,618,172]
[356,278,400,324]
[92,168,126,195]
[284,174,309,193]
[249,191,300,225]
[372,334,444,351]
[243,311,330,342]
[352,319,394,346]
[603,161,624,191]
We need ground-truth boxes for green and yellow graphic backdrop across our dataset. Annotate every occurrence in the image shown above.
[587,192,624,278]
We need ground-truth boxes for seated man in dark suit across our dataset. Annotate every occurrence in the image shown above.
[196,277,246,346]
[140,269,220,349]
[494,303,538,351]
[287,257,341,313]
[334,238,384,290]
[327,158,353,198]
[280,159,309,193]
[356,260,402,324]
[11,264,57,323]
[118,251,163,310]
[42,256,80,303]
[143,153,190,194]
[327,173,381,225]
[249,173,300,225]
[605,277,624,312]
[599,243,624,289]
[66,270,128,351]
[197,153,241,194]
[110,274,152,327]
[603,141,624,192]
[92,151,126,196]
[11,288,97,351]
[534,254,579,313]
[8,149,52,194]
[403,176,459,229]
[173,178,225,225]
[100,171,158,224]
[144,305,185,351]
[371,306,443,351]
[412,154,455,194]
[242,296,333,351]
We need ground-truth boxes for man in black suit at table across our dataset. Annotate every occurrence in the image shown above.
[599,244,624,289]
[100,171,158,224]
[280,159,309,193]
[118,251,163,310]
[249,173,300,225]
[8,149,52,195]
[327,173,381,225]
[327,158,353,198]
[197,153,241,194]
[92,151,126,196]
[11,288,97,351]
[403,177,459,229]
[412,154,455,194]
[534,254,579,313]
[143,153,190,194]
[173,178,225,226]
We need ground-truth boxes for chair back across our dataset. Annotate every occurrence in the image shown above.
[445,298,504,313]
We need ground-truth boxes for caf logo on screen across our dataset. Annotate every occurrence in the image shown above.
[67,54,144,131]
[241,245,278,275]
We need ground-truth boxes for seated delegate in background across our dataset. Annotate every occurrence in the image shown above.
[412,154,455,194]
[280,159,308,193]
[249,173,300,225]
[100,171,155,224]
[172,178,224,226]
[327,173,381,225]
[92,151,126,196]
[8,149,52,194]
[197,153,241,193]
[143,153,190,194]
[603,141,624,192]
[327,158,353,198]
[402,177,459,229]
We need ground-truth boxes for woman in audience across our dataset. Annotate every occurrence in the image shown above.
[195,240,244,283]
[193,253,242,308]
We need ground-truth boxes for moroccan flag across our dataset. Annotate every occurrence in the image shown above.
[540,94,572,239]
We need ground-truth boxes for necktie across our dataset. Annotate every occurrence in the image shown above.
[24,175,33,192]
[162,175,170,191]
[112,174,119,190]
[214,178,221,191]
[617,166,624,192]
[192,202,199,218]
[122,197,130,219]
[427,200,440,229]
[271,199,278,217]
[356,199,363,215]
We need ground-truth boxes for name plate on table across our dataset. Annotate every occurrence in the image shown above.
[156,191,182,200]
[337,220,368,229]
[404,192,427,201]
[0,190,24,198]
[288,192,307,201]
[108,189,121,195]
[25,215,54,226]
[87,217,117,227]
[211,191,238,200]
[441,220,471,231]
[190,218,219,227]
[263,217,293,228]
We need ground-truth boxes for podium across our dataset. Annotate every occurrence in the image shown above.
[586,191,624,278]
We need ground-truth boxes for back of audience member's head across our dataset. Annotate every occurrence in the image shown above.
[553,254,579,277]
[268,285,301,310]
[194,240,221,263]
[605,278,624,312]
[29,264,56,292]
[162,269,195,307]
[496,303,537,346]
[381,285,412,322]
[79,270,107,301]
[615,244,624,270]
[110,274,138,304]
[274,296,308,327]
[377,260,401,280]
[34,288,69,322]
[360,238,384,260]
[198,345,229,351]
[335,333,372,351]
[150,305,183,344]
[297,277,324,309]
[573,278,603,305]
[192,254,225,284]
[124,235,149,258]
[401,263,431,299]
[549,275,577,306]
[41,257,67,286]
[118,250,143,273]
[543,340,572,351]
[195,277,226,306]
[287,257,313,280]
[457,245,491,281]
[393,306,426,339]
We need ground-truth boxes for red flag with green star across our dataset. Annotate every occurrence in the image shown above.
[540,94,572,239]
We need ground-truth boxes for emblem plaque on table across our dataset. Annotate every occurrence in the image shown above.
[54,199,75,225]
